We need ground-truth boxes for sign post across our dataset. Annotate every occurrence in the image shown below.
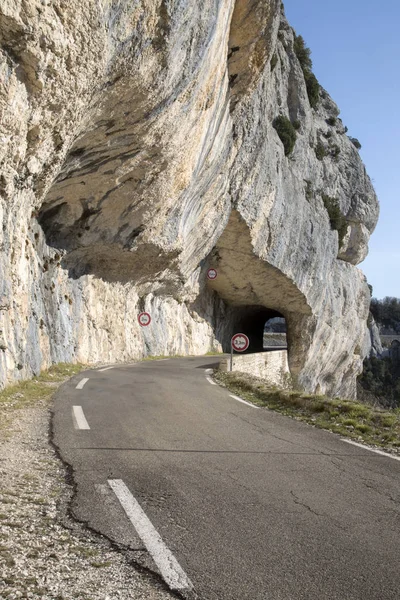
[230,333,250,371]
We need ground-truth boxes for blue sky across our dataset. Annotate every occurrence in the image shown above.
[283,0,400,300]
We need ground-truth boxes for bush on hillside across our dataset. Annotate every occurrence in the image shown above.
[273,116,297,156]
[349,136,362,150]
[322,194,348,246]
[315,140,327,160]
[304,72,320,108]
[293,34,320,108]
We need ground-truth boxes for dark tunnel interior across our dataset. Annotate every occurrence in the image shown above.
[225,305,287,353]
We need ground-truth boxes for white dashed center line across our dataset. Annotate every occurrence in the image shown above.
[72,406,90,430]
[98,366,114,372]
[76,377,89,389]
[341,439,400,462]
[108,479,193,592]
[229,394,259,409]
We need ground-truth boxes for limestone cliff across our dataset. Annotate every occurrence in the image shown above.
[0,0,379,397]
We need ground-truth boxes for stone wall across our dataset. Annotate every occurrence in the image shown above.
[219,351,290,388]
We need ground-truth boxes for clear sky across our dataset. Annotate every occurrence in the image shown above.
[283,0,400,300]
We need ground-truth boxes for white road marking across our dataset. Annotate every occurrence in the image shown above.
[205,369,213,374]
[98,366,114,372]
[76,377,89,389]
[206,376,217,385]
[229,394,259,409]
[341,439,400,462]
[72,406,90,430]
[108,479,193,592]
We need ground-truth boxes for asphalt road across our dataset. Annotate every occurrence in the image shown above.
[52,357,400,600]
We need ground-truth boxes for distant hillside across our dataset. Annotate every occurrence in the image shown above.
[358,297,400,407]
[370,297,400,334]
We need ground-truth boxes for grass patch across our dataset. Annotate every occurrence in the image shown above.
[212,371,400,452]
[90,561,112,568]
[0,363,85,409]
[0,363,85,433]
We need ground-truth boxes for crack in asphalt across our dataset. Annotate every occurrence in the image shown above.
[290,491,324,517]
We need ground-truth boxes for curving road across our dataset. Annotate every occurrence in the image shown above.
[52,357,400,600]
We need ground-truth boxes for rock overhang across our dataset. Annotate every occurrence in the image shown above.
[0,0,379,397]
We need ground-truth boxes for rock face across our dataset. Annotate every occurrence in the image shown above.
[368,316,383,358]
[0,0,379,397]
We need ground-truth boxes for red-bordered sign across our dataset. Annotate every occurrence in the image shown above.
[231,333,250,353]
[207,268,218,280]
[138,312,151,327]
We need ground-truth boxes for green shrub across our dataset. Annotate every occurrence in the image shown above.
[273,115,297,156]
[293,34,320,108]
[330,145,341,159]
[305,72,320,108]
[326,116,337,126]
[315,141,326,160]
[292,120,301,130]
[349,136,362,150]
[293,35,312,71]
[321,194,348,246]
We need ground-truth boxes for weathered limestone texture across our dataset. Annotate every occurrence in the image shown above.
[220,351,290,389]
[0,1,378,397]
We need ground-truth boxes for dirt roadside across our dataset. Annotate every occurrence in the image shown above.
[0,369,175,600]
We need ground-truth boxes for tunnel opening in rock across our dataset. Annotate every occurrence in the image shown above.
[206,210,313,380]
[264,316,287,349]
[222,305,286,353]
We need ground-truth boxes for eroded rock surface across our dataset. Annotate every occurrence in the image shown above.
[0,0,379,397]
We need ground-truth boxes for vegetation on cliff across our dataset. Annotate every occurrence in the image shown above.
[273,116,297,156]
[293,34,320,108]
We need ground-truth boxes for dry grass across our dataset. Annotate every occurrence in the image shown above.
[213,371,400,453]
[0,363,85,433]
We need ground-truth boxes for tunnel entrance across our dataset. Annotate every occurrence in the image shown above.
[205,210,313,379]
[225,305,286,353]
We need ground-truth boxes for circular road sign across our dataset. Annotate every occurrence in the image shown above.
[231,333,250,353]
[138,312,151,327]
[207,268,218,280]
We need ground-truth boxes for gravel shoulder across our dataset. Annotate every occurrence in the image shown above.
[0,370,175,600]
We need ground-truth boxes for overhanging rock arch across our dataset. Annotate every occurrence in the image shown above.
[206,210,314,382]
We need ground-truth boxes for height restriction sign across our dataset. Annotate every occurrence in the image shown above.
[231,333,250,353]
[138,312,151,327]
